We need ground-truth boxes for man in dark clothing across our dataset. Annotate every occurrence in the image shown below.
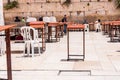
[39,16,43,21]
[62,15,67,34]
[14,16,20,22]
[62,15,67,22]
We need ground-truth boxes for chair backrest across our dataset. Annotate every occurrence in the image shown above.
[20,26,38,41]
[26,17,37,22]
[43,17,50,22]
[49,16,57,22]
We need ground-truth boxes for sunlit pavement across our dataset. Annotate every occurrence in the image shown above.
[0,31,120,80]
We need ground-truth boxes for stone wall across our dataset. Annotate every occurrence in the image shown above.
[3,0,120,22]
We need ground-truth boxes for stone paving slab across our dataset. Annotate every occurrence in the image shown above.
[0,32,120,80]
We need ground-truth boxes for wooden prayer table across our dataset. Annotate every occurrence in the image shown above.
[67,24,85,61]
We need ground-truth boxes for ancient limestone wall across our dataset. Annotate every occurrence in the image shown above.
[3,0,120,22]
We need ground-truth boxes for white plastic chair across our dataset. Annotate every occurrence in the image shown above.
[43,17,50,23]
[49,16,57,22]
[21,26,41,57]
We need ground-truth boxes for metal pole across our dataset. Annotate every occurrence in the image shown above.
[83,28,85,60]
[41,28,43,52]
[67,29,69,60]
[5,29,12,80]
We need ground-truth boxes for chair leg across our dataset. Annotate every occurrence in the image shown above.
[38,44,41,55]
[0,49,1,56]
[27,42,31,56]
[31,43,34,57]
[23,43,26,56]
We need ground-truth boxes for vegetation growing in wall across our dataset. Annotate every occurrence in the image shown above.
[62,0,71,7]
[115,0,120,8]
[108,0,112,2]
[97,0,100,2]
[7,0,10,4]
[87,3,90,6]
[4,1,19,10]
[46,0,50,3]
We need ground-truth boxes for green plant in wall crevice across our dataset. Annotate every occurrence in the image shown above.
[62,0,71,7]
[87,3,90,6]
[4,1,19,10]
[115,0,120,8]
[108,0,112,2]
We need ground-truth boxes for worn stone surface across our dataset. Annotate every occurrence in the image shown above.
[3,0,120,22]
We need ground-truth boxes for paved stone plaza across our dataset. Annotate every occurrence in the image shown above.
[0,32,120,80]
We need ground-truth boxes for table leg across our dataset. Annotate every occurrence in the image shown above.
[83,29,85,60]
[42,28,46,52]
[56,26,58,41]
[5,29,12,80]
[48,27,51,42]
[67,29,69,60]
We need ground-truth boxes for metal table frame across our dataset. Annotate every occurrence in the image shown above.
[67,24,85,61]
[47,22,60,42]
[109,21,120,42]
[0,24,16,80]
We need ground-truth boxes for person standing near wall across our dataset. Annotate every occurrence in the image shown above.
[39,16,43,21]
[21,17,26,22]
[62,15,67,34]
[95,19,101,32]
[14,16,20,22]
[98,19,101,31]
[83,19,89,32]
